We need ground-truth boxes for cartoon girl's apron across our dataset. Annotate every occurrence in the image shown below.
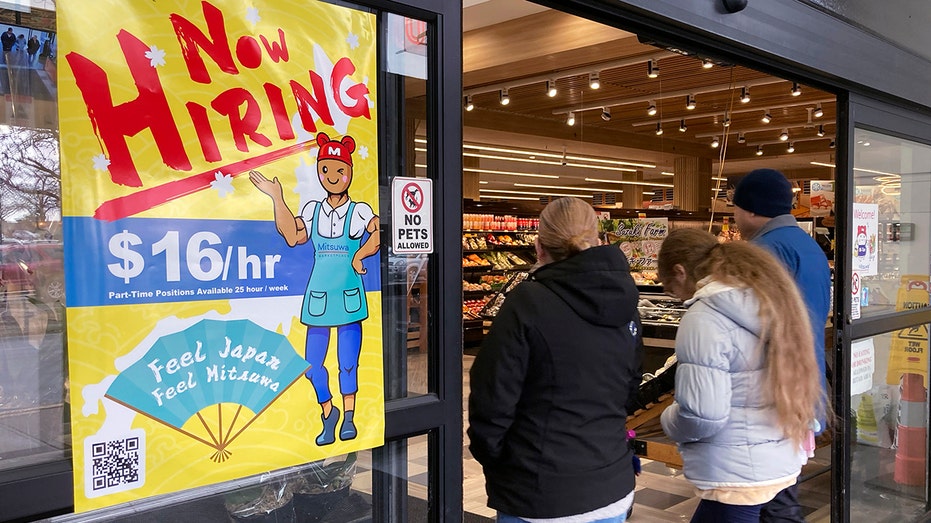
[302,201,369,326]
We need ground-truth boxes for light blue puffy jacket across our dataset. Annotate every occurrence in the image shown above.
[660,280,806,490]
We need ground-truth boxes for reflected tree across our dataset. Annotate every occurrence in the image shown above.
[0,125,60,238]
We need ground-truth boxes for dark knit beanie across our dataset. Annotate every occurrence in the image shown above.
[732,168,794,217]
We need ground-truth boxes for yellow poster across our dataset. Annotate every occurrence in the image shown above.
[58,0,382,512]
[886,275,929,387]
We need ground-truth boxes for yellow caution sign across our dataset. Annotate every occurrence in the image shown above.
[886,275,930,386]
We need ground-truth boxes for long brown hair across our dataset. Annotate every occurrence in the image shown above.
[537,197,600,263]
[658,228,824,445]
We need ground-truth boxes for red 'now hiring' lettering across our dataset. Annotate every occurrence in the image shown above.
[65,1,371,188]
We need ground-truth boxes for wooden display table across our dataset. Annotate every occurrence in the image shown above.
[626,393,683,468]
[626,392,832,471]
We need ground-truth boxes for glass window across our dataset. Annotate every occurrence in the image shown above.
[850,329,929,521]
[47,435,432,522]
[0,12,66,473]
[2,2,437,517]
[383,13,430,400]
[852,128,931,320]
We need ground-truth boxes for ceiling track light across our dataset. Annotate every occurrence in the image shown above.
[589,71,601,90]
[791,82,802,96]
[779,128,789,141]
[711,136,720,148]
[647,59,659,78]
[787,142,796,153]
[723,113,731,127]
[655,122,664,136]
[813,103,824,118]
[566,112,575,126]
[464,95,474,112]
[740,86,751,103]
[817,124,826,137]
[737,132,746,143]
[761,110,772,124]
[829,138,836,148]
[546,79,557,98]
[702,59,714,69]
[756,145,764,156]
[678,119,687,132]
[647,100,657,116]
[601,107,612,121]
[499,88,510,105]
[685,94,697,110]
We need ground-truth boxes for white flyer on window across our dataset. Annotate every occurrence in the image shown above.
[850,338,875,396]
[852,203,879,276]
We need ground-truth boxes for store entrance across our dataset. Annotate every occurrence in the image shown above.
[458,1,838,520]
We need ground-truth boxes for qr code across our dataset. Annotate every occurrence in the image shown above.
[84,429,146,498]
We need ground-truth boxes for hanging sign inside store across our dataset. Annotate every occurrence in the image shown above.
[58,0,384,513]
[599,217,668,271]
[392,176,434,254]
[809,180,835,217]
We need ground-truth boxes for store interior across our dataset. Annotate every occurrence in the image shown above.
[447,2,931,522]
[453,0,842,520]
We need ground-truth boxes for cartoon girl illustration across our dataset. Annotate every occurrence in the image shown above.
[249,132,380,445]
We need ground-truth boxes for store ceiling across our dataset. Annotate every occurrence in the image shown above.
[458,0,838,203]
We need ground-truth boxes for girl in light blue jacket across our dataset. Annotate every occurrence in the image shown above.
[656,229,824,523]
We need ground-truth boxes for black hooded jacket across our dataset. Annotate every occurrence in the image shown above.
[468,245,642,518]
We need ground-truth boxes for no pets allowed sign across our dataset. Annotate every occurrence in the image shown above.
[392,177,433,254]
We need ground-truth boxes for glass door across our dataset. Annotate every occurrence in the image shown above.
[838,95,931,522]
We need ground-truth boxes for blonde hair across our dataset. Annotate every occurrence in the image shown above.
[656,227,719,285]
[537,197,600,262]
[658,228,824,446]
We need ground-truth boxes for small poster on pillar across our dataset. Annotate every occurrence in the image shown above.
[599,217,668,272]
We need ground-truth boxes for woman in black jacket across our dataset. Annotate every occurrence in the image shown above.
[468,197,642,523]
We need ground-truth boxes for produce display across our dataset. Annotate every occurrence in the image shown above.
[462,229,535,327]
[463,232,537,250]
[462,251,534,269]
[463,280,492,292]
[479,271,529,318]
[486,232,536,246]
[462,233,489,250]
[637,296,686,325]
[462,253,491,267]
[462,274,509,293]
[480,274,509,288]
[632,271,659,286]
[463,297,491,320]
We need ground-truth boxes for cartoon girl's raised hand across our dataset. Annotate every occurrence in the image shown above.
[249,170,283,199]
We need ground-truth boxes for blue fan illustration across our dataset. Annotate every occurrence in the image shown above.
[106,319,310,462]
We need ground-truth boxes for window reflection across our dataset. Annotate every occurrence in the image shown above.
[0,16,66,472]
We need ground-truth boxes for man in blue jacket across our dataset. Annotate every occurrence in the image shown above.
[733,168,832,523]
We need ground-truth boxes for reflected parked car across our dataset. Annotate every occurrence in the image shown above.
[0,242,64,303]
